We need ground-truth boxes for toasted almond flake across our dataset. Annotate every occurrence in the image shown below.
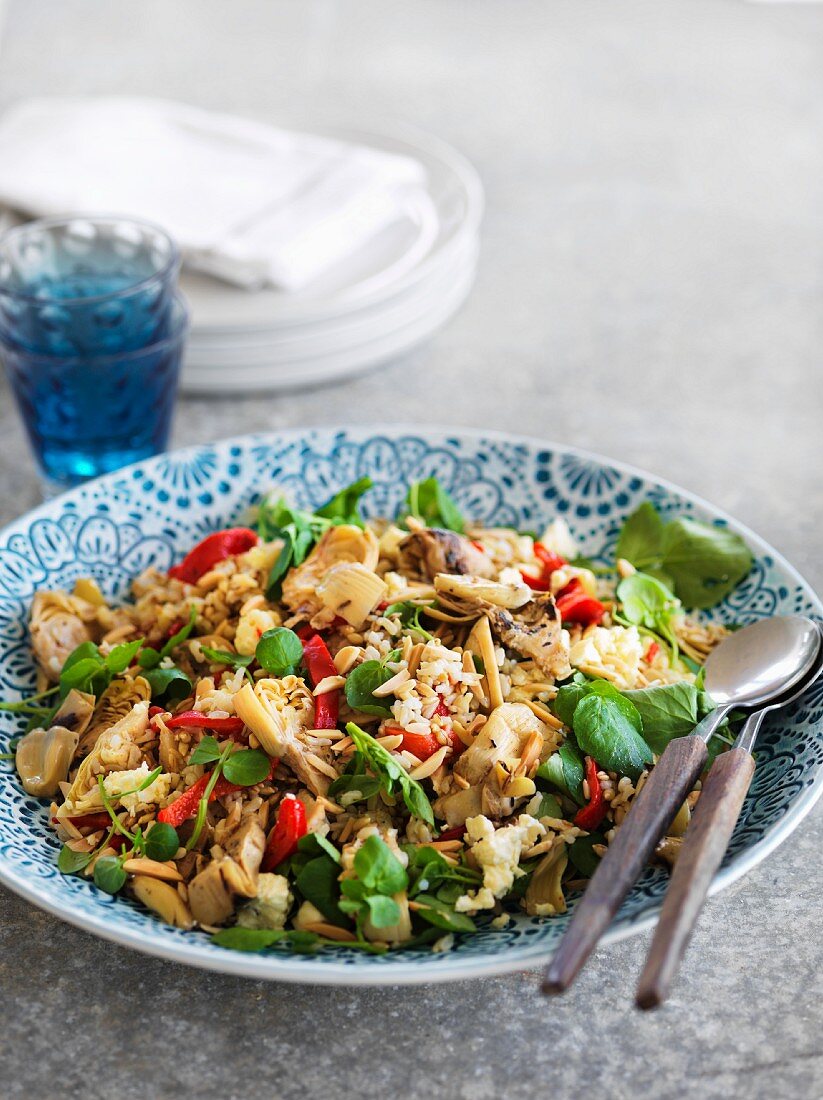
[333,646,362,674]
[304,753,339,780]
[331,735,354,755]
[302,921,357,942]
[376,733,404,751]
[523,699,564,729]
[316,795,345,814]
[453,773,471,790]
[372,669,411,697]
[403,720,431,736]
[122,858,183,882]
[428,839,464,852]
[475,616,504,709]
[313,675,346,696]
[407,643,425,677]
[408,744,449,780]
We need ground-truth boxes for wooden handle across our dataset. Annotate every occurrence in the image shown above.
[635,746,755,1009]
[542,734,708,994]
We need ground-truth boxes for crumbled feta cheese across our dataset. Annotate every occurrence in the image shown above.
[569,625,644,689]
[236,874,292,930]
[538,519,579,561]
[102,762,172,813]
[454,814,546,914]
[234,608,280,656]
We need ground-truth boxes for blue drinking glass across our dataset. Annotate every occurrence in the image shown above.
[0,216,180,357]
[1,293,189,494]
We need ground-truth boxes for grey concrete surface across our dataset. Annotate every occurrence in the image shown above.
[0,2,822,1098]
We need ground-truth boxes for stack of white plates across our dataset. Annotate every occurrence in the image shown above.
[180,125,482,393]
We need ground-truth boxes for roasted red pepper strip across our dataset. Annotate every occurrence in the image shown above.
[533,543,566,575]
[164,711,246,735]
[555,578,606,627]
[262,795,307,871]
[574,756,607,830]
[53,811,112,832]
[156,761,276,829]
[168,527,259,585]
[302,634,340,730]
[520,570,553,591]
[437,825,467,842]
[645,641,661,663]
[398,729,440,759]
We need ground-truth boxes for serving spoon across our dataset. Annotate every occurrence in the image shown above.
[636,624,823,1008]
[542,615,821,996]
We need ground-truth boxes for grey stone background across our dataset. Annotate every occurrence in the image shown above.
[0,2,821,1097]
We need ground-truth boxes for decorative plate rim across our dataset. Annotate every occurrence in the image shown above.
[0,423,820,986]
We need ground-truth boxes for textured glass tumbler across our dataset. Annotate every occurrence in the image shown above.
[0,215,180,357]
[1,294,189,495]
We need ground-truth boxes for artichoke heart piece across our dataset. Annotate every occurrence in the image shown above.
[15,725,79,798]
[316,563,387,628]
[132,875,194,929]
[434,573,532,610]
[525,846,568,916]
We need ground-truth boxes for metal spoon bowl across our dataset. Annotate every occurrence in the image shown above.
[703,615,821,709]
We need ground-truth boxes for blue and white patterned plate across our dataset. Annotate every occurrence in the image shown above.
[1,427,821,985]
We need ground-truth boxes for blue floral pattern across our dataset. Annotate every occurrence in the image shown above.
[0,428,820,985]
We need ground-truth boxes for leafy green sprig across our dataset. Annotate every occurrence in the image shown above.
[382,601,435,641]
[346,723,434,825]
[401,478,464,533]
[185,735,271,850]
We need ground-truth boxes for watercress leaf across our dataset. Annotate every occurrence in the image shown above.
[353,834,408,895]
[344,660,395,717]
[413,893,476,933]
[340,879,369,903]
[659,518,753,609]
[365,894,401,928]
[104,637,144,674]
[295,855,346,925]
[60,641,100,676]
[143,667,192,702]
[200,646,254,669]
[160,607,198,659]
[60,655,105,694]
[188,734,222,765]
[255,627,303,677]
[346,723,435,825]
[383,601,434,641]
[315,476,373,526]
[402,477,464,533]
[144,822,180,862]
[298,832,341,864]
[211,927,286,952]
[93,856,127,895]
[615,502,665,568]
[57,845,94,874]
[222,748,271,786]
[573,694,653,782]
[138,647,161,670]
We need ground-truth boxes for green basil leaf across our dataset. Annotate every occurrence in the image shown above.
[659,518,753,609]
[615,502,665,567]
[552,682,588,727]
[573,694,653,782]
[93,856,127,895]
[326,772,383,802]
[568,832,605,878]
[265,536,293,599]
[143,667,192,702]
[137,647,161,670]
[314,476,373,526]
[255,627,303,677]
[222,748,271,786]
[211,927,286,952]
[144,822,180,862]
[534,792,563,819]
[344,660,395,717]
[413,893,476,933]
[353,834,408,895]
[623,682,699,752]
[57,844,95,874]
[537,741,585,805]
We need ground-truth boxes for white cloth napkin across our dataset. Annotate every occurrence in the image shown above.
[0,97,429,290]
